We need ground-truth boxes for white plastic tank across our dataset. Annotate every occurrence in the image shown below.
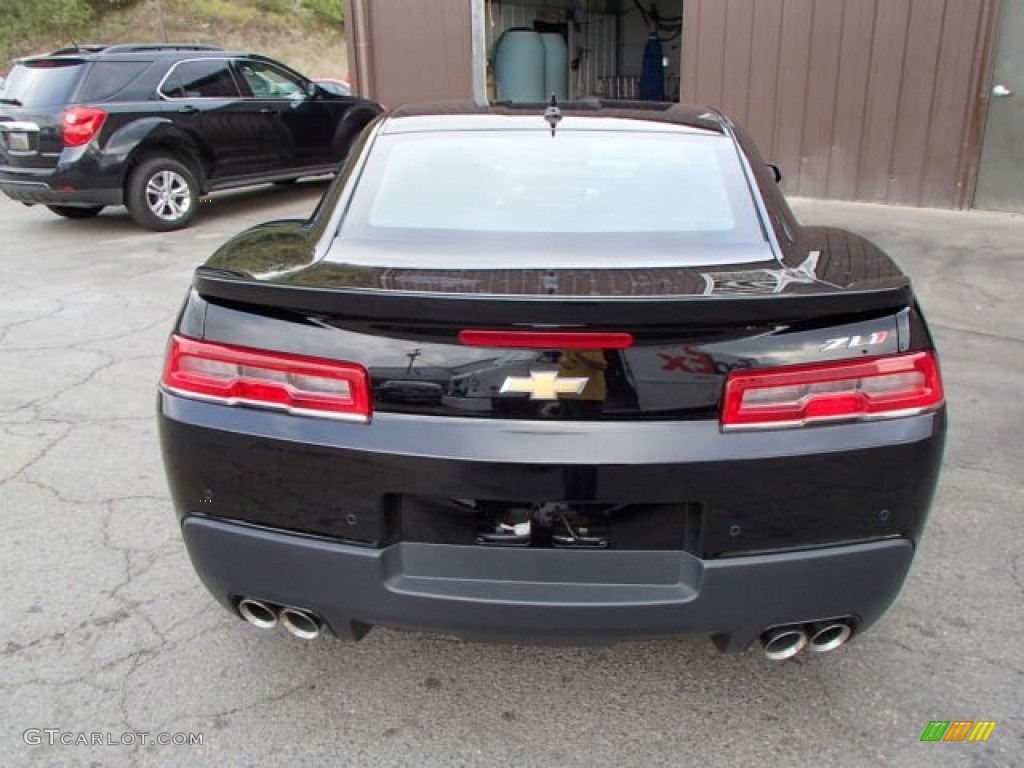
[540,33,569,102]
[495,28,545,103]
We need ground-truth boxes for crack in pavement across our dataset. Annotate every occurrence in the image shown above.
[0,423,76,490]
[1010,553,1024,599]
[944,462,1019,483]
[146,679,315,745]
[0,310,177,355]
[0,352,115,423]
[930,322,1024,346]
[0,297,67,346]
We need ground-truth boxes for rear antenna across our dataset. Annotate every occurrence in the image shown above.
[544,94,562,137]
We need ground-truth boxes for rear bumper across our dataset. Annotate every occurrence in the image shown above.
[183,515,915,650]
[0,151,124,207]
[160,393,945,648]
[0,178,122,207]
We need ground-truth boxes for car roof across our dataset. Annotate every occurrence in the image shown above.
[17,46,276,65]
[382,100,730,136]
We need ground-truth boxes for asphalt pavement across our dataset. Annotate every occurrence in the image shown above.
[0,186,1021,768]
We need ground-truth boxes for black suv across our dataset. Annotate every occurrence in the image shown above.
[0,44,382,230]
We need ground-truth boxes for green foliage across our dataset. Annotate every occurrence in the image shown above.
[248,0,294,13]
[82,0,145,10]
[246,0,344,23]
[8,1,95,36]
[4,1,94,61]
[1,0,344,67]
[302,0,344,24]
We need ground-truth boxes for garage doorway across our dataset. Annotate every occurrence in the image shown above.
[974,0,1024,212]
[481,0,686,103]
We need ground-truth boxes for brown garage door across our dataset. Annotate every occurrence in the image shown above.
[683,0,998,208]
[346,0,474,108]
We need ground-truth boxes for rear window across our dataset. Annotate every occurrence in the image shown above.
[1,61,84,107]
[341,130,764,247]
[78,61,151,101]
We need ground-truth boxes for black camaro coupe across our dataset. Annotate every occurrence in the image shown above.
[158,100,946,659]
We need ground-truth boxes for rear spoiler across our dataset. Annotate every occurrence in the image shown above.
[195,271,913,327]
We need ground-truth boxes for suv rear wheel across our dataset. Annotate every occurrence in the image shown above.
[127,155,199,232]
[46,205,104,220]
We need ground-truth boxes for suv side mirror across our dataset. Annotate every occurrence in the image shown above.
[305,81,319,99]
[768,164,783,184]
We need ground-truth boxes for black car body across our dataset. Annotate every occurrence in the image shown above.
[0,44,382,230]
[158,101,946,658]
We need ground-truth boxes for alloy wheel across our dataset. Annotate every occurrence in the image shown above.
[145,169,193,222]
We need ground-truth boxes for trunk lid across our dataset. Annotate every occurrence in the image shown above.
[196,226,911,422]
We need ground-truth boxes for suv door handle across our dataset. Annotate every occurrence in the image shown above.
[178,105,200,115]
[260,107,281,115]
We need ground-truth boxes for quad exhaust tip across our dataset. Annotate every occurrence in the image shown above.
[237,598,324,640]
[279,607,323,640]
[808,621,853,653]
[760,626,808,661]
[760,619,854,660]
[237,598,278,629]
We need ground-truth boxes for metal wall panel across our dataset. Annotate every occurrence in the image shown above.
[683,0,998,208]
[346,0,474,107]
[826,0,875,200]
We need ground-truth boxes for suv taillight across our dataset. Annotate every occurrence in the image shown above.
[62,107,108,148]
[722,351,943,429]
[161,336,372,422]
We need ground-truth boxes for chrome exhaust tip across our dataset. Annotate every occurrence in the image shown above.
[808,620,853,653]
[238,598,278,629]
[279,607,323,640]
[760,625,809,661]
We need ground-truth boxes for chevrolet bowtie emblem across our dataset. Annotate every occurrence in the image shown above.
[500,371,588,400]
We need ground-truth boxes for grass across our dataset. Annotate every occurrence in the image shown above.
[1,0,348,79]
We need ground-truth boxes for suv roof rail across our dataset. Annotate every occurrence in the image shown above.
[48,44,108,55]
[100,43,224,54]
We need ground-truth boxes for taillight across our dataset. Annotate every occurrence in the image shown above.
[62,107,108,148]
[460,330,634,349]
[722,351,943,430]
[161,336,371,422]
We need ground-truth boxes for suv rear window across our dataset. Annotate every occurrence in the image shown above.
[1,61,84,107]
[78,61,151,101]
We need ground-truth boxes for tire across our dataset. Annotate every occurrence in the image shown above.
[46,205,104,220]
[332,113,372,159]
[126,154,199,232]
